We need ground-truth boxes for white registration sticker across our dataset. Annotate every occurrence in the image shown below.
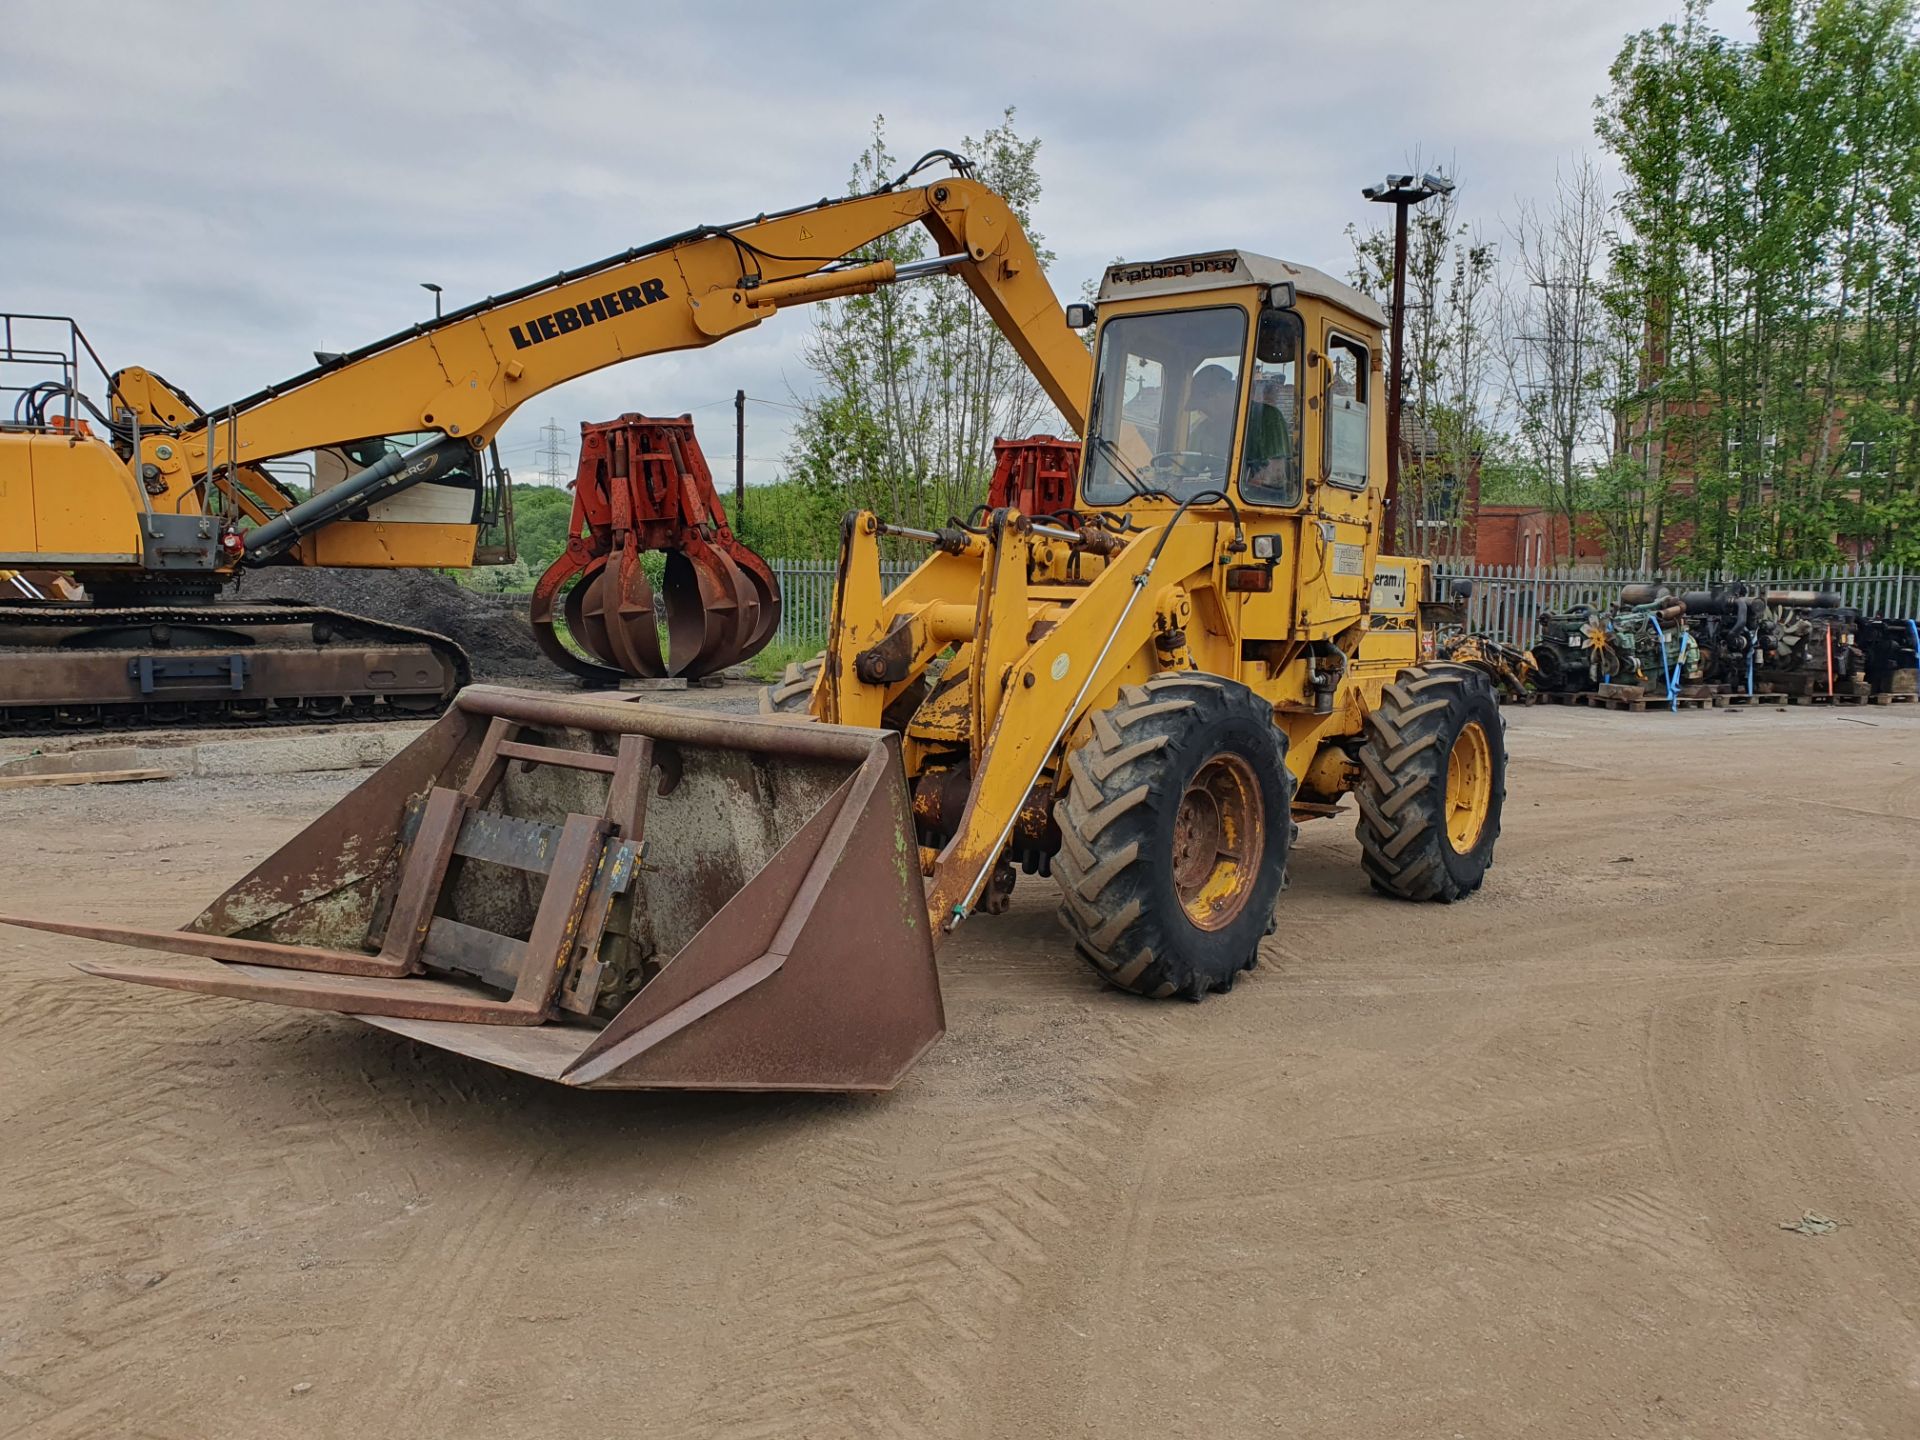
[1332,542,1364,577]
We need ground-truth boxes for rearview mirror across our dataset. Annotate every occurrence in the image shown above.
[1255,309,1297,365]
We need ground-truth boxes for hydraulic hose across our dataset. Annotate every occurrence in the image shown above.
[1649,612,1679,712]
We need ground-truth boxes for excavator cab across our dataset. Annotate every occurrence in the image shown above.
[299,434,517,568]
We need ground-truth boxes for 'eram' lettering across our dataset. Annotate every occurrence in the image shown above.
[509,277,669,350]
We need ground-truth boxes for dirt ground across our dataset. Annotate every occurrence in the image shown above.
[3,700,1919,1439]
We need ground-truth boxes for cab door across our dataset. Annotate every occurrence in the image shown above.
[1298,327,1377,629]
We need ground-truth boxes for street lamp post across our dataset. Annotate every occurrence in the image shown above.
[420,281,443,319]
[1361,172,1453,553]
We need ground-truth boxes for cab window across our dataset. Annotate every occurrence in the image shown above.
[1326,333,1369,489]
[1082,306,1249,504]
[1238,309,1303,506]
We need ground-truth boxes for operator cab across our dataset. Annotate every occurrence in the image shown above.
[1077,252,1385,512]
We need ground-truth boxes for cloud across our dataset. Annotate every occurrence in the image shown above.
[2,0,1749,485]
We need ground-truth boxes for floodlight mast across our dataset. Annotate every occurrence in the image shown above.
[1362,172,1454,549]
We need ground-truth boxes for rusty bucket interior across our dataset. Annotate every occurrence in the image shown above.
[1,687,943,1090]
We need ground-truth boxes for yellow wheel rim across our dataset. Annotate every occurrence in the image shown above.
[1171,753,1264,930]
[1444,721,1493,853]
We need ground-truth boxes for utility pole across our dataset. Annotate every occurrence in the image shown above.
[734,389,746,528]
[1362,172,1454,553]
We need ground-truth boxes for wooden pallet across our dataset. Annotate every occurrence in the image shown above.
[1725,692,1788,707]
[1868,692,1918,705]
[1576,690,1722,712]
[1787,692,1870,706]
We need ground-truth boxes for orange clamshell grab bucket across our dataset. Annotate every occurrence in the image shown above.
[528,415,781,684]
[0,687,944,1090]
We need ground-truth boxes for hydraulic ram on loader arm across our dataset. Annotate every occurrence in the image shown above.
[815,508,1247,932]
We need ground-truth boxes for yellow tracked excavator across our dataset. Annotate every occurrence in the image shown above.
[0,150,1085,726]
[1,154,1507,1090]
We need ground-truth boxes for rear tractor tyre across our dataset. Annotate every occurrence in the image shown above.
[1355,663,1506,902]
[1054,675,1294,1000]
[759,652,927,730]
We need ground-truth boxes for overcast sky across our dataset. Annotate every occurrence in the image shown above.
[2,0,1754,488]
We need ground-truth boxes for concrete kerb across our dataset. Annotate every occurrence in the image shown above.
[0,726,424,782]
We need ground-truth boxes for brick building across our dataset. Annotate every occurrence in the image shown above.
[1470,505,1607,568]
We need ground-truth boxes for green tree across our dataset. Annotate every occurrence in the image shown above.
[503,483,577,583]
[1599,0,1920,571]
[787,110,1064,537]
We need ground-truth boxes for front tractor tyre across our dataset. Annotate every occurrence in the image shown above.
[1054,675,1294,1000]
[1355,664,1506,902]
[759,652,927,729]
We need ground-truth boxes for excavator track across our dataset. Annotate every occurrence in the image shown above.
[0,601,470,733]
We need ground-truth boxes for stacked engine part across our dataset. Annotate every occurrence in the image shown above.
[1751,591,1865,697]
[530,415,780,683]
[1655,584,1778,689]
[1859,615,1920,697]
[1435,629,1539,702]
[1603,587,1701,693]
[1527,605,1608,694]
[1528,597,1697,695]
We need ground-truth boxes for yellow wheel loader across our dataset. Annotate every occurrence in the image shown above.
[1,159,1506,1088]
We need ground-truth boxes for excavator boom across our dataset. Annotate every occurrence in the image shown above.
[107,166,1088,554]
[0,156,1091,723]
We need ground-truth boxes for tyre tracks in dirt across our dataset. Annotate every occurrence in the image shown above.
[680,988,1176,1440]
[6,709,1920,1437]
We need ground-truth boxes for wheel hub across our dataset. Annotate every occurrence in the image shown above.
[1171,752,1263,931]
[1445,721,1493,852]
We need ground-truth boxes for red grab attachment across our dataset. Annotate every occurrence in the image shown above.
[530,414,781,681]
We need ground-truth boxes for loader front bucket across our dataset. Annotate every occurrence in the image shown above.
[0,687,943,1091]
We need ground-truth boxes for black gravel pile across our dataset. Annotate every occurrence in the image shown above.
[229,568,551,680]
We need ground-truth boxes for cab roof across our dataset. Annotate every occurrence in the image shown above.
[1097,250,1386,329]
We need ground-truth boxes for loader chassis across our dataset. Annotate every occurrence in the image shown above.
[778,251,1506,997]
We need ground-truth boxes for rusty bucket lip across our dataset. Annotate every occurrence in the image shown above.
[451,684,895,760]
